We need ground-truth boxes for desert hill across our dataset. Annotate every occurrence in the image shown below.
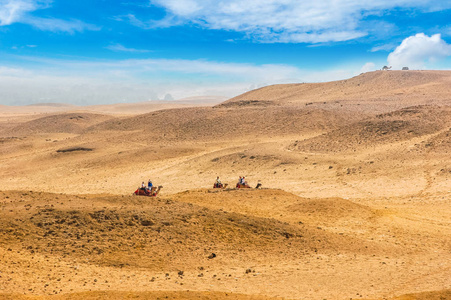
[85,97,226,115]
[0,190,384,270]
[0,189,449,299]
[0,190,387,296]
[172,188,378,226]
[220,70,451,111]
[0,97,225,117]
[171,188,450,253]
[0,71,450,300]
[290,105,451,153]
[414,126,451,155]
[2,113,114,136]
[87,106,363,141]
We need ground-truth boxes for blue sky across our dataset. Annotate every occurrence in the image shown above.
[1,0,451,105]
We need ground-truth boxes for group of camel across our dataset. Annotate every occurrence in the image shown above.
[214,176,262,190]
[215,181,261,189]
[134,177,262,197]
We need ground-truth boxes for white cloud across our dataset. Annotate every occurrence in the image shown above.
[0,0,98,32]
[0,0,47,25]
[370,43,397,52]
[0,65,33,76]
[360,62,376,73]
[25,16,100,33]
[17,56,306,83]
[387,33,451,69]
[106,43,151,53]
[140,0,451,43]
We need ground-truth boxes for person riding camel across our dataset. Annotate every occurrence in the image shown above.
[237,176,247,188]
[140,181,148,194]
[147,179,153,190]
[215,176,222,188]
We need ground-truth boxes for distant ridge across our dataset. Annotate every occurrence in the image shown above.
[3,112,114,135]
[176,95,228,103]
[219,70,451,107]
[26,103,75,107]
[0,97,226,116]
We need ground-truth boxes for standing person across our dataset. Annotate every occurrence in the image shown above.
[256,180,262,189]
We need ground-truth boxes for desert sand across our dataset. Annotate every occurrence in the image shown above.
[0,71,450,300]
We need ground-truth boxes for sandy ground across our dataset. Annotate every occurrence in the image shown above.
[0,71,450,299]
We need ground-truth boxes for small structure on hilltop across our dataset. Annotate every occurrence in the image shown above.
[382,66,392,70]
[402,67,409,70]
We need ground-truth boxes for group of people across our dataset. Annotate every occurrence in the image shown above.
[140,179,153,191]
[237,176,248,185]
[137,176,260,193]
[213,176,261,189]
[214,176,248,187]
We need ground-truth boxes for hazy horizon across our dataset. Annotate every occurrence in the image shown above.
[1,1,451,105]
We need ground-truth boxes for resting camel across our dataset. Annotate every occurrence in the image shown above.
[134,185,163,197]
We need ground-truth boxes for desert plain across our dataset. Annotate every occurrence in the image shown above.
[0,70,450,300]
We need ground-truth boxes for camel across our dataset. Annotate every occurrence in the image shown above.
[236,180,262,189]
[382,66,392,70]
[213,183,228,189]
[134,185,163,197]
[236,183,251,189]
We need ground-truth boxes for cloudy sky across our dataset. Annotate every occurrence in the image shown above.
[1,0,451,105]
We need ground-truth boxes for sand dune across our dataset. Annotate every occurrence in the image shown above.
[291,105,451,153]
[2,113,114,136]
[0,71,450,299]
[222,70,451,109]
[0,97,225,117]
[0,190,383,272]
[86,106,363,142]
